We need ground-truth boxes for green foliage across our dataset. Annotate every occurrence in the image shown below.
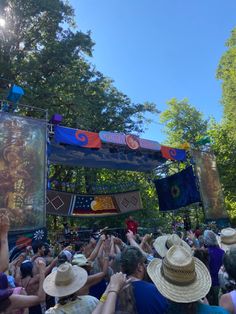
[0,1,162,227]
[217,27,236,128]
[0,0,159,134]
[160,98,208,147]
[208,120,236,217]
[215,27,236,219]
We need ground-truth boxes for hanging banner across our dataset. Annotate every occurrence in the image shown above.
[154,166,201,211]
[113,190,143,213]
[99,131,161,152]
[46,190,143,217]
[72,195,118,216]
[0,113,46,231]
[46,190,74,216]
[139,138,161,151]
[99,131,126,145]
[55,125,101,148]
[191,150,228,220]
[125,135,140,150]
[161,145,187,161]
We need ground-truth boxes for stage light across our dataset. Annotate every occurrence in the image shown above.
[7,84,24,103]
[50,113,63,125]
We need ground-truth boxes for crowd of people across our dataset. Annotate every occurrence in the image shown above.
[1,210,236,314]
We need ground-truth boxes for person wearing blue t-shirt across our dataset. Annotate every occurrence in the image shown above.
[147,245,229,314]
[118,246,169,314]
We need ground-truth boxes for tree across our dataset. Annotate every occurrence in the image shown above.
[0,0,163,229]
[208,120,236,220]
[215,27,236,221]
[0,0,159,134]
[160,98,208,147]
[217,28,236,130]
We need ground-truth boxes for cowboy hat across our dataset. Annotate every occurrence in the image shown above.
[220,228,236,251]
[72,254,91,267]
[147,245,211,303]
[153,234,191,258]
[43,262,87,297]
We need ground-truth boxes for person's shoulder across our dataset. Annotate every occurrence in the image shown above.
[79,295,99,304]
[198,302,230,313]
[219,293,233,313]
[133,280,156,288]
[80,294,99,300]
[45,308,62,314]
[132,280,166,298]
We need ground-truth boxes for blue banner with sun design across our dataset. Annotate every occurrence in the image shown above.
[154,166,201,211]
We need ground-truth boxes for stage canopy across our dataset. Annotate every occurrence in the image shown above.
[49,142,166,172]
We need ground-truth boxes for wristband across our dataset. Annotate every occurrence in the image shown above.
[100,294,107,303]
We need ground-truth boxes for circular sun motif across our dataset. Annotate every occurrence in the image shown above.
[125,135,140,150]
[91,200,98,211]
[171,185,180,198]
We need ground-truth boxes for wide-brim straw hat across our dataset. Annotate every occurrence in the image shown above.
[43,262,87,297]
[147,245,211,303]
[153,234,191,258]
[220,228,236,252]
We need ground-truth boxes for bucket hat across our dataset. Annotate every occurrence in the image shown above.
[43,262,87,297]
[147,245,211,303]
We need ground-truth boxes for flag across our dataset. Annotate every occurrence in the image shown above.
[55,126,101,148]
[161,145,187,161]
[154,166,201,211]
[72,195,118,216]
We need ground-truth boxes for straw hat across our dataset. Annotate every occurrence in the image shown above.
[147,245,211,303]
[153,234,191,258]
[220,228,236,251]
[43,262,87,297]
[72,254,91,267]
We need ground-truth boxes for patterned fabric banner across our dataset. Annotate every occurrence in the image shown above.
[99,131,161,152]
[154,166,201,211]
[161,145,187,161]
[46,190,74,216]
[55,125,101,148]
[191,150,228,220]
[0,113,46,231]
[46,190,143,217]
[99,131,126,145]
[139,138,161,151]
[113,190,143,213]
[72,195,118,216]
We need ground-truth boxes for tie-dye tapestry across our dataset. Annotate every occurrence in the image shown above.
[0,113,46,231]
[191,150,228,220]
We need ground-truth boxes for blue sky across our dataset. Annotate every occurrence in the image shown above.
[69,0,236,143]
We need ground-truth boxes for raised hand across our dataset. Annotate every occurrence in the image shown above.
[0,210,10,235]
[109,272,131,293]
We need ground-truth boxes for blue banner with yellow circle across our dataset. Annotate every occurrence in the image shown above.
[154,166,201,211]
